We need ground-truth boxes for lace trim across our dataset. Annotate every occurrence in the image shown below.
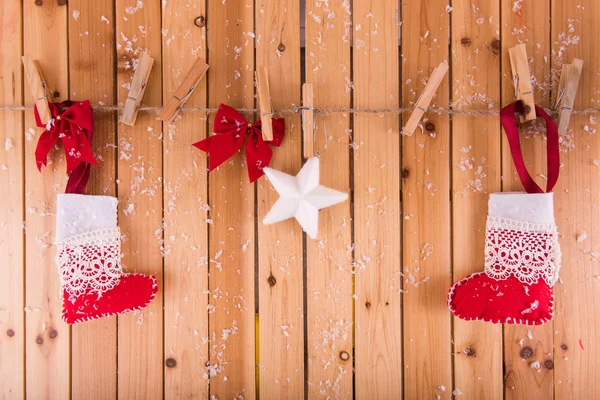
[484,216,561,286]
[57,227,122,297]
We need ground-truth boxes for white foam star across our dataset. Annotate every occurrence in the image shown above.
[263,157,348,239]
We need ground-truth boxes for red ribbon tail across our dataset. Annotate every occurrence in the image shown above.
[34,130,58,172]
[66,162,92,195]
[500,101,560,194]
[62,133,97,174]
[245,132,273,183]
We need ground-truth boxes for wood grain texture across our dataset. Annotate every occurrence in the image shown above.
[2,1,600,398]
[115,1,163,398]
[450,1,503,398]
[68,1,118,398]
[206,1,256,398]
[0,2,23,399]
[501,1,554,398]
[162,1,209,398]
[256,0,303,397]
[353,1,402,398]
[401,0,452,397]
[551,1,600,398]
[304,1,352,398]
[23,1,70,398]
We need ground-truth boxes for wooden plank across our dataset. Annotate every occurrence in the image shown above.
[304,0,352,398]
[551,2,600,398]
[115,1,163,398]
[450,0,503,398]
[401,0,452,397]
[23,1,70,398]
[206,1,256,398]
[0,2,23,399]
[161,1,209,398]
[67,1,118,398]
[353,1,402,398]
[255,1,303,397]
[501,1,554,398]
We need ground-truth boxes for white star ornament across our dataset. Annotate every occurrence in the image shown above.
[262,157,348,239]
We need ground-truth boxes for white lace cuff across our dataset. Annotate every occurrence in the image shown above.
[57,227,122,297]
[484,216,561,286]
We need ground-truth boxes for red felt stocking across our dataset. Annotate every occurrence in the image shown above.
[448,102,561,325]
[56,194,158,324]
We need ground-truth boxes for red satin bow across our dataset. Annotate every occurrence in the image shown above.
[193,104,285,182]
[34,100,96,194]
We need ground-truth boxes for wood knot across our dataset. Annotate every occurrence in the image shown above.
[401,168,410,179]
[523,105,532,115]
[57,0,67,5]
[165,358,177,368]
[561,343,568,350]
[36,335,44,345]
[425,122,435,132]
[194,16,206,28]
[339,351,350,361]
[365,302,371,309]
[35,0,43,5]
[544,360,554,370]
[278,43,286,52]
[53,91,60,99]
[520,346,534,360]
[48,329,58,339]
[267,275,276,287]
[6,329,15,337]
[464,347,476,357]
[460,37,471,46]
[490,39,501,54]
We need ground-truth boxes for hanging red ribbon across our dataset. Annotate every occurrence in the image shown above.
[34,100,96,194]
[193,103,285,183]
[500,101,560,193]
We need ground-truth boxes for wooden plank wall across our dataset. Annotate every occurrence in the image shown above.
[69,1,118,398]
[0,0,599,399]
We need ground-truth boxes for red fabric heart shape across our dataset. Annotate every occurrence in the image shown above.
[448,271,553,325]
[62,273,158,324]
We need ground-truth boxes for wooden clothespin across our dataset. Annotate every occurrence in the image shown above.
[21,56,52,124]
[255,66,273,141]
[509,44,536,121]
[403,60,449,136]
[121,51,154,126]
[302,83,314,158]
[555,58,583,135]
[158,57,209,123]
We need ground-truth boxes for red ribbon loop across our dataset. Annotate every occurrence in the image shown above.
[34,100,96,194]
[500,101,560,193]
[193,104,285,182]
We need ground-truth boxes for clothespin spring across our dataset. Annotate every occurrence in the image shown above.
[175,85,197,104]
[553,88,566,112]
[303,106,328,158]
[38,81,49,103]
[127,83,147,102]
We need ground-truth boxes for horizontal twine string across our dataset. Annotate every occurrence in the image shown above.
[0,104,597,116]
